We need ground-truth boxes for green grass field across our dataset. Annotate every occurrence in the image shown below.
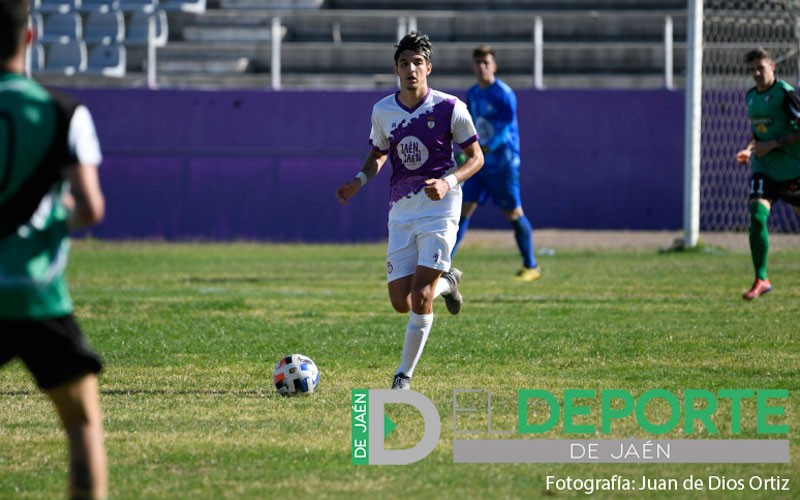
[1,239,798,499]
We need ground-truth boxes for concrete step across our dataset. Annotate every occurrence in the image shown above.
[325,0,687,11]
[220,0,323,8]
[33,70,683,90]
[156,57,250,73]
[182,24,287,41]
[146,40,686,75]
[183,9,687,43]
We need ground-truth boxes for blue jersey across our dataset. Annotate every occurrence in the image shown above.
[466,79,520,172]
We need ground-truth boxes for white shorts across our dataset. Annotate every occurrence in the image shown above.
[385,187,461,282]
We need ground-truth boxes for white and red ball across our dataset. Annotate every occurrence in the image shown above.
[273,354,319,396]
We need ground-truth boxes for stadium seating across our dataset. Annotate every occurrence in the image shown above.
[36,0,81,13]
[39,11,83,43]
[326,0,686,8]
[86,42,127,76]
[149,4,686,89]
[119,0,158,13]
[83,10,125,44]
[28,0,692,89]
[43,39,87,74]
[28,0,168,81]
[161,0,207,14]
[219,0,322,8]
[79,0,120,12]
[27,42,46,72]
[126,10,169,46]
[29,11,44,40]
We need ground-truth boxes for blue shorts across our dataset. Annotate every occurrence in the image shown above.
[461,165,522,212]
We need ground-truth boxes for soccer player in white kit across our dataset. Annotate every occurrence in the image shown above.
[336,32,484,390]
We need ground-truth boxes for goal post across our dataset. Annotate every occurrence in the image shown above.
[684,0,800,248]
[683,0,702,248]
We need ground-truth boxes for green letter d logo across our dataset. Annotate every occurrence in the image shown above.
[352,389,441,465]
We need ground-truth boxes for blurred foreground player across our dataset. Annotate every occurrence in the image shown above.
[336,32,483,390]
[0,0,108,497]
[735,47,800,300]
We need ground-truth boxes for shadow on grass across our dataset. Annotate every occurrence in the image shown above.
[0,389,267,396]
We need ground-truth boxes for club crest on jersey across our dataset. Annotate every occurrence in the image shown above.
[427,116,436,129]
[765,95,771,103]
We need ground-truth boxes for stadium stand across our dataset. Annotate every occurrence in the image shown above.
[39,11,83,43]
[29,0,690,89]
[83,10,125,44]
[43,39,87,74]
[27,42,46,72]
[126,9,169,46]
[29,11,44,39]
[326,0,686,9]
[86,42,127,76]
[79,0,120,12]
[119,0,158,12]
[36,0,81,13]
[161,0,207,14]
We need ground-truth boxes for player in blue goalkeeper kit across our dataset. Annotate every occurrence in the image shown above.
[451,45,540,281]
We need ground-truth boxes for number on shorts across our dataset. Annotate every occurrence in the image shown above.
[749,177,765,197]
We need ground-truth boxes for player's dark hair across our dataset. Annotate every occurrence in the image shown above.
[745,47,772,64]
[394,32,432,64]
[473,44,496,60]
[0,0,29,61]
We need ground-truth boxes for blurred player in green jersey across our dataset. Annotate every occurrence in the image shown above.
[1,0,108,497]
[735,48,800,300]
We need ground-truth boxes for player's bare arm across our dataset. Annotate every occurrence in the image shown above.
[735,139,756,164]
[336,150,387,206]
[423,141,484,201]
[456,140,485,182]
[64,163,105,231]
[754,129,800,157]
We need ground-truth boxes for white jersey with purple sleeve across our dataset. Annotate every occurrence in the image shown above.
[369,89,479,206]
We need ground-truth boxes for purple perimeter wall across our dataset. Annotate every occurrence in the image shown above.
[71,88,684,242]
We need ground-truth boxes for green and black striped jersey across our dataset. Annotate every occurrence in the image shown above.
[746,79,800,181]
[0,71,101,319]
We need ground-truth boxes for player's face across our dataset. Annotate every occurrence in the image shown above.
[473,54,497,86]
[395,51,431,91]
[748,57,776,90]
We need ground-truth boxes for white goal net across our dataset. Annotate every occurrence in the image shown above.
[701,0,800,232]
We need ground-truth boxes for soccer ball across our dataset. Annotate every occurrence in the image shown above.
[273,354,319,396]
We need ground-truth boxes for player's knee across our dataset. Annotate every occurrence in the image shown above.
[505,207,524,221]
[461,202,478,218]
[390,297,411,314]
[749,201,770,229]
[410,288,435,310]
